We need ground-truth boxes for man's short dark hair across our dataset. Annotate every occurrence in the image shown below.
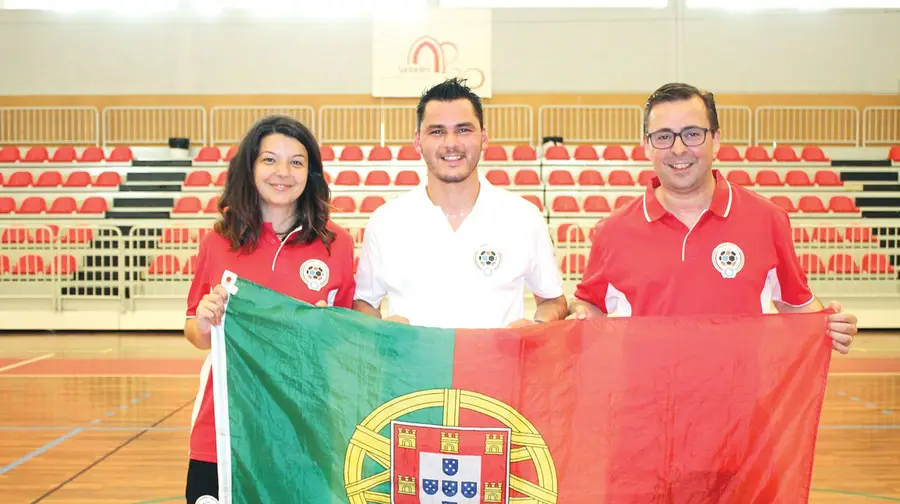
[643,83,720,136]
[416,77,484,131]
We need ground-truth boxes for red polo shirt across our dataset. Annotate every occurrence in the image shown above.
[574,170,813,316]
[187,220,356,463]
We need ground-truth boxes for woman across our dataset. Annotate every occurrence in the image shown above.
[182,115,355,503]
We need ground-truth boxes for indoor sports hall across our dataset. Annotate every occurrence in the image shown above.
[0,1,899,502]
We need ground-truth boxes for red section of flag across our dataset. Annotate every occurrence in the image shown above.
[451,313,831,503]
[392,422,511,503]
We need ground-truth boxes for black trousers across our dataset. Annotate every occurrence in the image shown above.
[185,459,218,504]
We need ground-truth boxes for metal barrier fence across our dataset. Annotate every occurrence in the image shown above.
[0,107,100,146]
[755,106,860,146]
[717,106,752,145]
[538,105,643,145]
[317,105,416,145]
[862,107,900,147]
[102,106,208,146]
[209,106,316,146]
[1,219,898,312]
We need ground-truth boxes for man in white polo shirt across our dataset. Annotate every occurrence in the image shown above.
[352,78,567,329]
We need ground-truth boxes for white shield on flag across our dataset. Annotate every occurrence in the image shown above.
[419,452,481,503]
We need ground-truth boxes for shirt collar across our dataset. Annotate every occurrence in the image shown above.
[642,169,733,222]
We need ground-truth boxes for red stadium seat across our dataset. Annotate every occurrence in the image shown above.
[397,145,420,161]
[194,146,221,162]
[23,146,49,162]
[861,253,894,274]
[35,171,63,187]
[395,170,421,186]
[744,146,771,162]
[33,225,59,244]
[367,146,392,162]
[364,170,391,186]
[814,170,842,186]
[583,195,611,213]
[755,170,782,186]
[94,171,121,187]
[556,223,586,243]
[204,197,219,214]
[173,197,202,214]
[511,145,536,161]
[108,146,133,162]
[320,145,335,162]
[486,170,510,185]
[514,169,541,186]
[798,253,826,274]
[483,145,508,161]
[887,146,900,162]
[339,146,364,162]
[828,254,860,274]
[772,146,799,162]
[726,170,752,186]
[18,196,47,214]
[182,255,199,275]
[148,255,181,276]
[6,171,33,187]
[560,253,587,274]
[797,196,827,213]
[812,228,844,243]
[544,145,569,160]
[845,227,876,243]
[577,170,604,186]
[331,195,356,213]
[223,146,239,162]
[12,254,44,275]
[335,170,361,186]
[215,171,228,187]
[1,228,29,244]
[801,146,829,162]
[602,145,628,161]
[51,146,77,163]
[547,170,575,186]
[79,197,108,214]
[784,170,812,186]
[631,145,649,161]
[47,254,77,275]
[716,146,743,162]
[64,171,92,187]
[614,195,636,209]
[0,146,21,162]
[360,196,386,213]
[828,196,857,213]
[792,228,810,243]
[184,170,213,187]
[551,196,580,213]
[637,170,655,186]
[49,197,78,214]
[0,197,15,214]
[79,146,106,162]
[607,170,635,186]
[0,255,9,274]
[573,145,598,161]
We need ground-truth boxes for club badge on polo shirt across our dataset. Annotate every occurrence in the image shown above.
[474,245,501,276]
[712,242,745,279]
[300,258,329,291]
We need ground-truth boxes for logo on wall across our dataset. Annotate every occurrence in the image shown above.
[404,35,486,89]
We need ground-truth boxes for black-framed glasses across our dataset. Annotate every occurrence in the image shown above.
[646,127,709,149]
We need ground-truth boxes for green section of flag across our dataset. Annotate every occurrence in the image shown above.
[223,278,456,503]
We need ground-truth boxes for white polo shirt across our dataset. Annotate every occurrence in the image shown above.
[354,176,564,329]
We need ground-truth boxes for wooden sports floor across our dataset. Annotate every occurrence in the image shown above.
[0,331,898,504]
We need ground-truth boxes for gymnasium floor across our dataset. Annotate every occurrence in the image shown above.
[0,331,898,504]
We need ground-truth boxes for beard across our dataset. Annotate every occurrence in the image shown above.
[428,160,477,184]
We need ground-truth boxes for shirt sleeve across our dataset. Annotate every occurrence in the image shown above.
[352,215,388,309]
[771,210,815,307]
[185,234,212,318]
[331,231,357,309]
[573,220,611,314]
[524,210,564,299]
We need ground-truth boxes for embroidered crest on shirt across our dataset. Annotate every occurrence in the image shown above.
[711,242,745,279]
[300,259,329,291]
[474,245,501,276]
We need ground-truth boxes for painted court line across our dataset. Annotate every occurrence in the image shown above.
[0,427,83,476]
[0,353,55,373]
[0,426,189,431]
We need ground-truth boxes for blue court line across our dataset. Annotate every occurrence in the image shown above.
[0,391,154,476]
[0,428,83,476]
[130,497,181,504]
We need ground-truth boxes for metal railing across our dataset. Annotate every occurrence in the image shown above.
[862,107,900,147]
[755,106,860,146]
[538,105,643,145]
[210,106,316,146]
[318,105,417,145]
[102,106,207,146]
[717,106,753,145]
[0,107,100,146]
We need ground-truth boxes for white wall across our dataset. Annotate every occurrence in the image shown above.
[0,5,898,95]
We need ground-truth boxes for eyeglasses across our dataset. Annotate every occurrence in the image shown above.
[646,127,709,149]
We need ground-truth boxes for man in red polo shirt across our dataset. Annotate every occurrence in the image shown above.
[568,82,856,353]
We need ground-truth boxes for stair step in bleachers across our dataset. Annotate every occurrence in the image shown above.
[112,197,175,208]
[105,210,174,219]
[127,172,187,183]
[119,184,182,192]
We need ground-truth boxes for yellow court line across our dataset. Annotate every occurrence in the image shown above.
[0,353,55,373]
